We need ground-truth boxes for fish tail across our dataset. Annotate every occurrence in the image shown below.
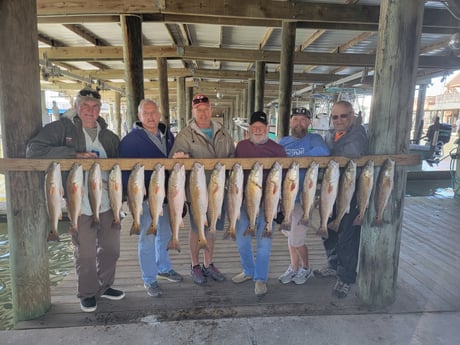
[327,220,339,232]
[130,222,140,236]
[206,229,216,240]
[316,226,329,239]
[198,238,208,250]
[371,216,384,228]
[47,231,60,242]
[279,223,291,231]
[299,217,311,227]
[147,223,157,236]
[244,225,255,236]
[262,230,272,239]
[352,214,363,226]
[223,228,236,241]
[167,239,181,253]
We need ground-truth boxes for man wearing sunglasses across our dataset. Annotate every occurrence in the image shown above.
[26,87,124,312]
[314,100,368,298]
[169,93,235,285]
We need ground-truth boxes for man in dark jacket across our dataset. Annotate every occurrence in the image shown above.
[119,99,183,297]
[26,87,124,312]
[315,100,368,298]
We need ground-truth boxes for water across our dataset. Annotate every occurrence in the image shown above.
[405,179,454,197]
[0,221,74,330]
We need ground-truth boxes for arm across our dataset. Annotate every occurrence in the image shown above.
[26,121,78,158]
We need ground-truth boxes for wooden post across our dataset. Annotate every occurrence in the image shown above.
[186,86,193,123]
[413,84,428,144]
[278,21,296,138]
[157,57,170,125]
[0,0,51,323]
[241,88,248,118]
[358,0,424,306]
[177,77,186,131]
[121,14,144,129]
[113,91,122,137]
[247,78,255,116]
[255,61,266,112]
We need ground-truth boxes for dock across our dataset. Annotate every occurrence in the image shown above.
[14,195,460,329]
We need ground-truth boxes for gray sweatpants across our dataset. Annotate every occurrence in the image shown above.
[71,210,121,299]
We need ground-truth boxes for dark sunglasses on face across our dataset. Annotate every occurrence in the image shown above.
[79,89,101,100]
[331,113,349,120]
[193,96,209,105]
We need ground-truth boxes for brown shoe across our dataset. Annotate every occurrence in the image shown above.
[232,272,252,284]
[254,281,267,296]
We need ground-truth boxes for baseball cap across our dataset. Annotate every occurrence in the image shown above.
[291,107,311,118]
[249,111,268,125]
[76,87,101,104]
[192,94,210,108]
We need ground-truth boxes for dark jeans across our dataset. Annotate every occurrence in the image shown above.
[322,195,361,284]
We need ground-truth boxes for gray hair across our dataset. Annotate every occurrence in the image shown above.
[138,99,159,114]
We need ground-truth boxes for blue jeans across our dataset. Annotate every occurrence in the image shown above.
[138,201,173,285]
[235,207,273,282]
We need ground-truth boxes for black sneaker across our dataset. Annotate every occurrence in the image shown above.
[202,263,225,282]
[144,282,162,297]
[80,296,97,312]
[191,264,207,285]
[332,279,351,298]
[101,287,125,300]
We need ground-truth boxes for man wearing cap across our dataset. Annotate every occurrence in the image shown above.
[278,107,330,286]
[231,111,287,296]
[169,93,235,285]
[26,87,124,312]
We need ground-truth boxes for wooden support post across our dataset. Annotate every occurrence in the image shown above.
[113,91,122,137]
[278,21,296,138]
[241,88,248,118]
[247,78,255,116]
[186,86,193,123]
[121,14,144,128]
[358,0,424,307]
[255,61,266,112]
[157,57,170,125]
[0,0,51,323]
[413,84,428,144]
[177,77,186,131]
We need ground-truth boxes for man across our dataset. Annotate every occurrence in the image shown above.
[26,87,124,312]
[314,100,368,298]
[119,99,183,297]
[278,107,330,285]
[169,93,235,285]
[231,111,287,296]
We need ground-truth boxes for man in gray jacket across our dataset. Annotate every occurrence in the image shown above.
[26,88,124,312]
[314,100,368,298]
[169,93,235,285]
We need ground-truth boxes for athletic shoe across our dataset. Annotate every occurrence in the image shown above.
[191,264,207,284]
[202,263,225,281]
[157,269,183,282]
[101,287,125,300]
[278,265,297,284]
[292,267,313,285]
[255,281,267,296]
[333,278,351,298]
[313,266,337,278]
[144,282,162,297]
[232,272,253,284]
[80,296,97,312]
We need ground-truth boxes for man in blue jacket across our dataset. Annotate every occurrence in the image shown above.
[119,99,183,297]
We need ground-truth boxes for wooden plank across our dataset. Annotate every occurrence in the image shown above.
[0,154,421,172]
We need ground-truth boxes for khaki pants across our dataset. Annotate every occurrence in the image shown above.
[71,210,121,298]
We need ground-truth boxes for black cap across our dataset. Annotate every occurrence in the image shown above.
[250,111,268,125]
[291,107,311,118]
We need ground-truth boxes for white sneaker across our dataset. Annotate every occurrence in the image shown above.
[278,265,297,284]
[292,267,313,285]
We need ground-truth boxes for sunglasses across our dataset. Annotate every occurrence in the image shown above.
[192,96,209,105]
[331,113,349,120]
[79,89,101,100]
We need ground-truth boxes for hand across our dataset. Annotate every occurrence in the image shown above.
[76,151,99,158]
[172,152,190,159]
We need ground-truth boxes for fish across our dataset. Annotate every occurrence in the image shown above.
[66,162,84,235]
[353,160,375,226]
[372,159,395,227]
[167,162,186,252]
[317,160,340,238]
[127,163,145,235]
[148,163,166,235]
[88,162,102,226]
[280,161,300,231]
[45,162,64,241]
[245,162,263,236]
[207,162,226,239]
[108,164,123,224]
[189,162,208,250]
[263,161,282,238]
[328,160,357,231]
[224,163,244,240]
[299,161,319,226]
